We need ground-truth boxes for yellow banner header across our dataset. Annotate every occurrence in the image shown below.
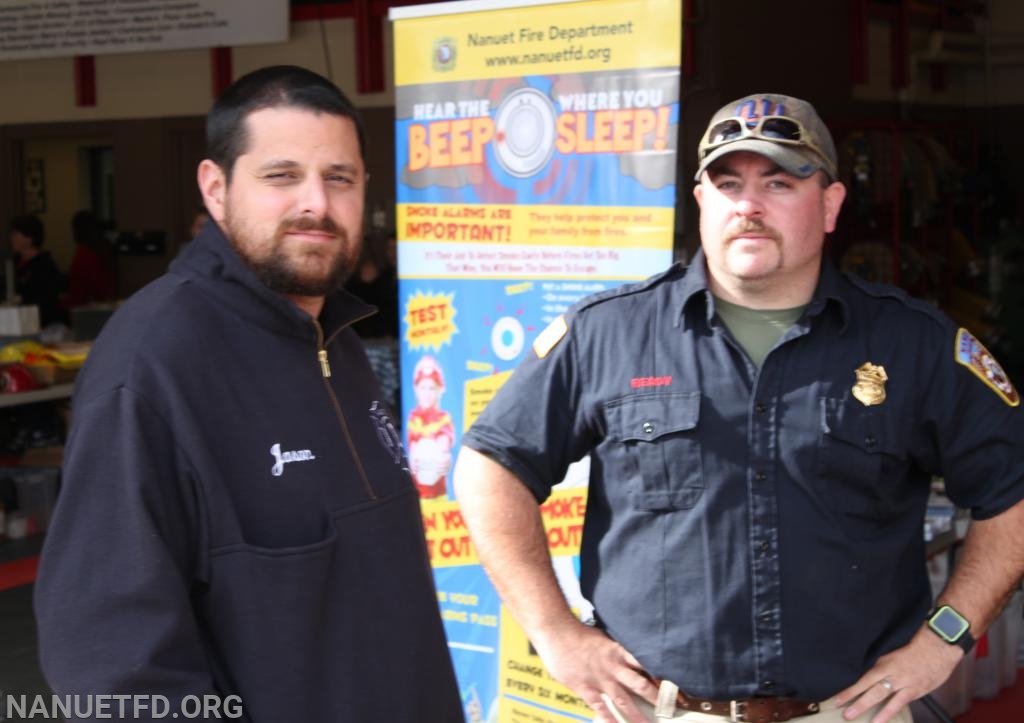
[393,0,681,85]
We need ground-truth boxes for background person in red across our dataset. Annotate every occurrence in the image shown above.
[63,209,117,309]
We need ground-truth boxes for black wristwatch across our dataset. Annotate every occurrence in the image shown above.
[927,605,976,654]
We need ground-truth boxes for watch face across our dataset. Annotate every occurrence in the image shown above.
[931,606,969,641]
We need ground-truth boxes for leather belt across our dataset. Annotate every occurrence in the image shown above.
[652,680,821,723]
[675,691,820,723]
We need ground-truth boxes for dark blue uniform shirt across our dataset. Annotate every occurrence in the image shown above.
[463,250,1024,702]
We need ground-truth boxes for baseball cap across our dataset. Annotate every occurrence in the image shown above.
[694,93,838,182]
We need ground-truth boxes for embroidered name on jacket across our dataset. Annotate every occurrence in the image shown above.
[270,443,316,476]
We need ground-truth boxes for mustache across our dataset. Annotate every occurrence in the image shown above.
[279,215,341,236]
[724,218,781,243]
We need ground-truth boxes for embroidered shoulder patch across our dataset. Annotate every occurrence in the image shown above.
[532,315,568,359]
[954,328,1020,407]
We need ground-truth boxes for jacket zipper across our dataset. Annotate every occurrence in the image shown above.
[314,320,377,500]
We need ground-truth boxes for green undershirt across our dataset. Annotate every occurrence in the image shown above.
[713,296,808,368]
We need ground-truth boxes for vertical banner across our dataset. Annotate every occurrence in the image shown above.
[390,0,681,720]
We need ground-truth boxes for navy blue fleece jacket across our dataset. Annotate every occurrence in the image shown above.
[34,222,463,722]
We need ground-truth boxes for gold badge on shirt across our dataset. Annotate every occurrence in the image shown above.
[852,362,888,406]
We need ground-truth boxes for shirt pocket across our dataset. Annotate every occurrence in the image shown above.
[816,397,911,522]
[606,392,703,511]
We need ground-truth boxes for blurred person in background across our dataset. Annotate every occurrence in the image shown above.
[9,213,64,327]
[345,229,401,415]
[62,209,117,309]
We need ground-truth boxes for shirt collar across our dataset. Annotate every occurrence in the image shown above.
[807,255,850,332]
[673,247,849,332]
[672,247,712,328]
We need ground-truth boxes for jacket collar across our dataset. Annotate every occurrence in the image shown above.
[170,219,376,341]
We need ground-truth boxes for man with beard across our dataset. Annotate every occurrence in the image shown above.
[35,66,463,723]
[454,93,1024,723]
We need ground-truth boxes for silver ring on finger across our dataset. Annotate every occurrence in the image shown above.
[880,678,894,693]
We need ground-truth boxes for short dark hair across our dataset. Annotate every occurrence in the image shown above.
[206,65,367,182]
[10,214,44,248]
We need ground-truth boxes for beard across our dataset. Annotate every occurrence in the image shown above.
[225,212,360,298]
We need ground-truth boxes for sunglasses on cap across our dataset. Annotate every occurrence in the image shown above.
[700,115,835,176]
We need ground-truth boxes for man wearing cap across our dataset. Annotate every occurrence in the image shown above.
[453,93,1024,723]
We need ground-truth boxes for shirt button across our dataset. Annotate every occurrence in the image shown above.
[754,471,766,481]
[762,681,775,691]
[865,435,877,447]
[642,422,655,435]
[755,403,766,414]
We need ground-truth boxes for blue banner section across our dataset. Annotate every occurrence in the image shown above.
[435,567,503,722]
[399,275,614,468]
[395,72,680,208]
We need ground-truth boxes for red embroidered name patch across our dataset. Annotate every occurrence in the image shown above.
[630,376,673,388]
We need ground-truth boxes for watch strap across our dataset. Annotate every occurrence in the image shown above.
[954,628,976,654]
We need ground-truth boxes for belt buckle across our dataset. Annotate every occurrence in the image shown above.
[729,699,747,722]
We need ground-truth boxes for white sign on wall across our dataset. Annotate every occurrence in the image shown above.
[0,0,289,61]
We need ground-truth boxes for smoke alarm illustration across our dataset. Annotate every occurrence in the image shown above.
[493,87,557,178]
[490,315,525,361]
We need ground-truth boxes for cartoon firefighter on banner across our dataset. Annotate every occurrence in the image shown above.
[407,355,455,499]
